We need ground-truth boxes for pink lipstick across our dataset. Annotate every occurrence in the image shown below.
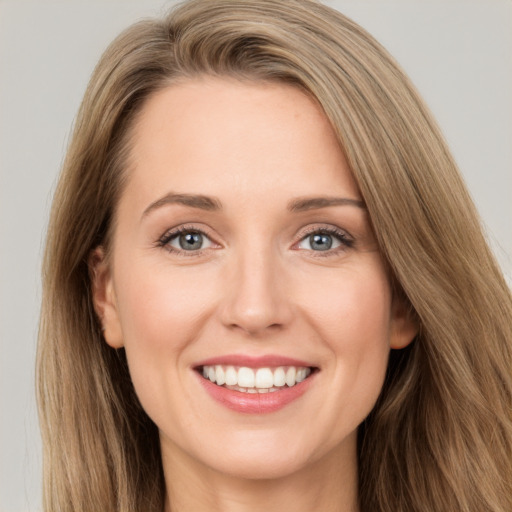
[193,354,318,414]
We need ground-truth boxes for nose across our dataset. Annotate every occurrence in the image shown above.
[218,247,293,336]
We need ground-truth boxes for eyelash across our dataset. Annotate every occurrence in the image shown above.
[156,224,354,256]
[295,226,354,256]
[157,225,214,256]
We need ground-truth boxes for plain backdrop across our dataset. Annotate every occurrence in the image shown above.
[1,1,511,510]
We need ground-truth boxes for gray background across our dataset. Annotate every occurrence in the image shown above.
[1,1,510,510]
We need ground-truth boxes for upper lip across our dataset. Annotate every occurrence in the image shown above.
[194,354,317,369]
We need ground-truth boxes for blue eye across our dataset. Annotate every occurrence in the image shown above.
[297,229,352,252]
[162,229,212,252]
[308,233,334,251]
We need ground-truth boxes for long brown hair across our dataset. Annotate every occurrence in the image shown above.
[38,1,512,510]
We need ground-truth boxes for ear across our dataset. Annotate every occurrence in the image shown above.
[389,297,418,349]
[89,247,124,349]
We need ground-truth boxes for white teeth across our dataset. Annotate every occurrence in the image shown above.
[296,368,307,383]
[215,365,225,386]
[285,367,296,387]
[225,366,237,386]
[238,367,255,387]
[255,368,273,388]
[201,364,313,390]
[273,367,286,387]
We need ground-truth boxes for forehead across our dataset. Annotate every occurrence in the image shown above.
[122,77,360,213]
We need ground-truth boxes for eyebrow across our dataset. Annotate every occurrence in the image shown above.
[142,192,366,219]
[142,192,222,218]
[287,196,366,212]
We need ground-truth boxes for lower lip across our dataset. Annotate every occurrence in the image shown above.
[196,371,315,414]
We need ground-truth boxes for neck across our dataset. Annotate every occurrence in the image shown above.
[161,435,359,512]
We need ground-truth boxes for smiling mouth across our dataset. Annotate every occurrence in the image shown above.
[197,365,316,393]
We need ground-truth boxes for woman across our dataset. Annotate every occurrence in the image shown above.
[37,0,512,511]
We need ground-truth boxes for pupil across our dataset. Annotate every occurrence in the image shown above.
[310,233,332,251]
[179,232,202,250]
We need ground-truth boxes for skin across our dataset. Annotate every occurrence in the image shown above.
[93,77,417,512]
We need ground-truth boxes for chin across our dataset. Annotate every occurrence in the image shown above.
[209,450,310,481]
[192,430,326,481]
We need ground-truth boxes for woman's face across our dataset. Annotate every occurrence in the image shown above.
[94,78,416,480]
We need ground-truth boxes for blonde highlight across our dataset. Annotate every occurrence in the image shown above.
[38,1,512,511]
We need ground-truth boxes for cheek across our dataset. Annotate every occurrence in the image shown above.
[301,262,392,348]
[112,262,218,410]
[115,262,215,350]
[296,261,392,426]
